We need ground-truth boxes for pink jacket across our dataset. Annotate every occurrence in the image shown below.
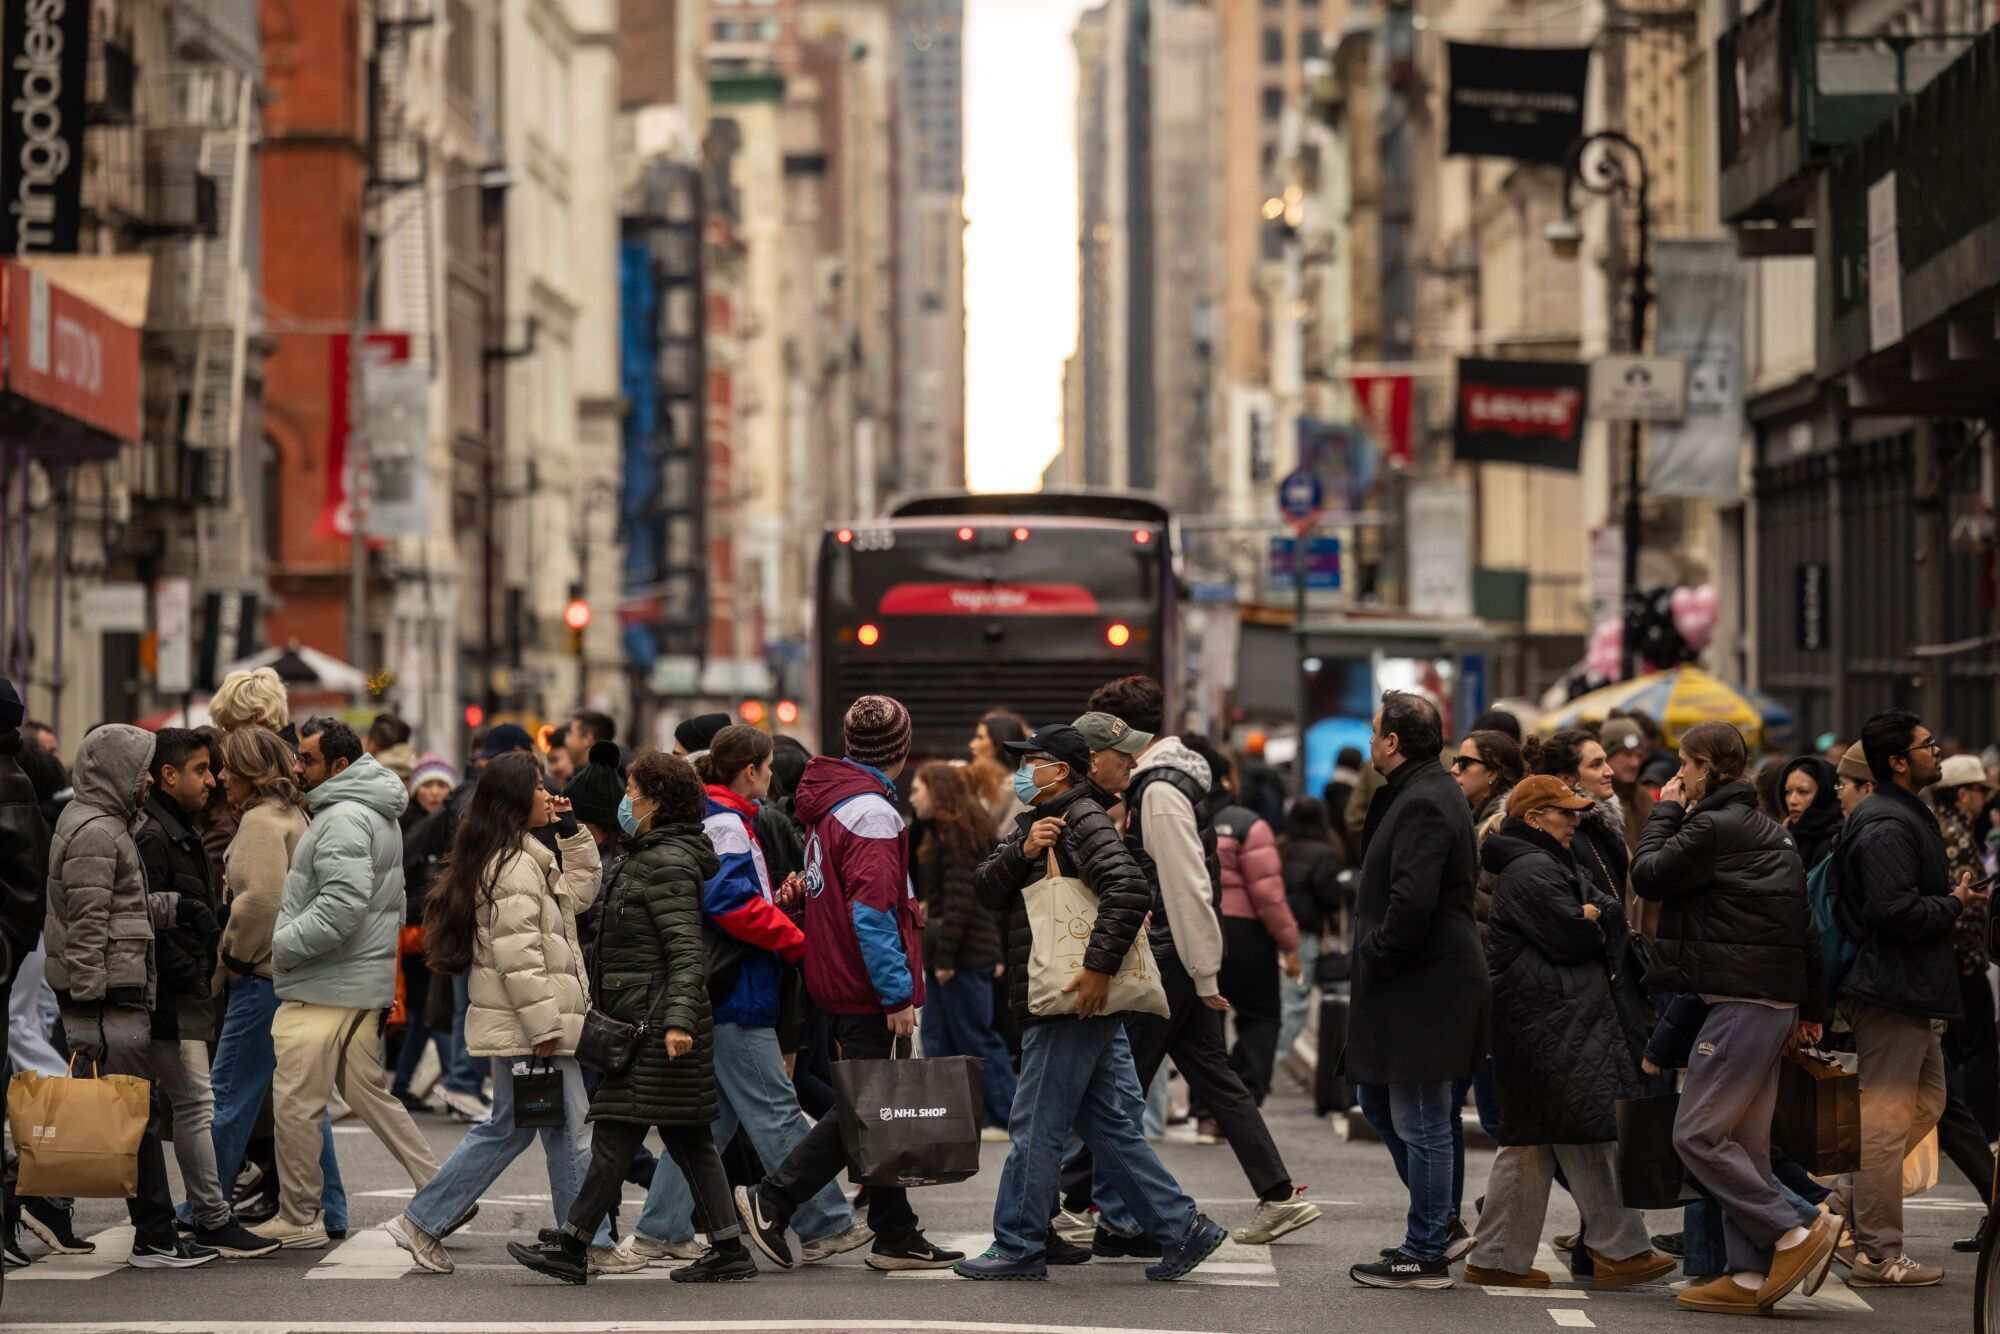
[1212,802,1300,952]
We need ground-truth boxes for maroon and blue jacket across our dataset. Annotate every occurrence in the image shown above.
[793,756,924,1015]
[702,786,805,1028]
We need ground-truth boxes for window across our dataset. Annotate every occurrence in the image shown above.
[1263,27,1285,63]
[1262,86,1284,121]
[758,19,779,39]
[1302,29,1323,58]
[714,20,739,39]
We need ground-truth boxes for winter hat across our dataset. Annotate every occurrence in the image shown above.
[375,742,416,783]
[1835,746,1873,784]
[844,694,912,770]
[674,712,731,757]
[477,722,536,761]
[1939,754,1988,789]
[0,677,22,730]
[1599,719,1646,753]
[565,740,626,831]
[409,751,459,794]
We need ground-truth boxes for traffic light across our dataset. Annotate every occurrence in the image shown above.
[739,699,768,728]
[564,595,589,657]
[775,699,800,726]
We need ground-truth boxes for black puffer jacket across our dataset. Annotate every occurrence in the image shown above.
[0,741,50,958]
[975,783,1152,1028]
[917,825,1002,973]
[587,822,720,1126]
[1484,821,1646,1144]
[1632,780,1824,1019]
[1837,783,1964,1020]
[1279,836,1343,941]
[135,793,221,1039]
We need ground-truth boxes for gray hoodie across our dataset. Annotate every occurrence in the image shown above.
[45,724,174,1007]
[273,754,409,1009]
[1133,736,1226,996]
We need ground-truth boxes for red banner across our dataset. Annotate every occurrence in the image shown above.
[318,331,412,541]
[878,583,1103,617]
[0,262,141,443]
[1350,372,1413,466]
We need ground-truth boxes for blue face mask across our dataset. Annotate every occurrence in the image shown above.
[1013,762,1048,805]
[617,794,641,837]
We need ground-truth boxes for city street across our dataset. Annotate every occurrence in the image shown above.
[1,1091,1976,1334]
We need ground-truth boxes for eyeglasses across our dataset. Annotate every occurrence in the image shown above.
[1450,756,1489,773]
[1896,738,1943,757]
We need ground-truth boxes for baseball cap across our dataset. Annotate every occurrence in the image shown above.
[1073,711,1152,755]
[1003,724,1091,781]
[1600,719,1646,752]
[1939,754,1988,788]
[1507,774,1594,821]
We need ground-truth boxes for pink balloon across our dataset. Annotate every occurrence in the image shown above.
[1587,618,1624,679]
[1673,582,1719,653]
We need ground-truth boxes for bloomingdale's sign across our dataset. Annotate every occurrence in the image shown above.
[3,0,90,255]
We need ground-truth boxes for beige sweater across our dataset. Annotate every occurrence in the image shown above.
[220,800,307,979]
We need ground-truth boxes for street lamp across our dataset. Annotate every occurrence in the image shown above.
[1552,130,1652,681]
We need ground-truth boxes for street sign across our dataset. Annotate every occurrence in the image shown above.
[1589,354,1688,422]
[1269,535,1342,591]
[80,582,147,632]
[1189,580,1240,605]
[1277,468,1324,527]
[155,578,192,695]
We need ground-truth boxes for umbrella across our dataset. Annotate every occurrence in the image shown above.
[1539,666,1797,751]
[219,641,368,696]
[136,699,213,731]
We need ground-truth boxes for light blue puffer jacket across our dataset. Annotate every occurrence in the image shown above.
[273,754,409,1009]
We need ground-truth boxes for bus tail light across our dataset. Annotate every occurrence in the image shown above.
[1133,529,1153,545]
[836,528,854,544]
[1106,623,1132,648]
[1013,526,1031,541]
[957,526,975,542]
[858,623,881,647]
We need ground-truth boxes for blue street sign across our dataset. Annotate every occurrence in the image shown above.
[1189,580,1240,605]
[1269,535,1342,591]
[1277,468,1325,524]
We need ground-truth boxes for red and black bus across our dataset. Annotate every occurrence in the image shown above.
[812,493,1178,761]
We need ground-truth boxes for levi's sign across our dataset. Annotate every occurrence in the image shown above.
[1453,358,1590,470]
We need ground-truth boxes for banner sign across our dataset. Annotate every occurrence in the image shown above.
[1646,240,1746,500]
[1,0,89,254]
[1453,358,1589,469]
[1445,43,1590,166]
[362,360,431,539]
[1298,418,1375,510]
[1350,372,1414,465]
[1406,484,1473,618]
[318,331,412,541]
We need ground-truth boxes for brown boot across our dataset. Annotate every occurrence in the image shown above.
[1464,1264,1551,1288]
[1755,1216,1836,1308]
[1588,1248,1677,1288]
[1675,1274,1769,1315]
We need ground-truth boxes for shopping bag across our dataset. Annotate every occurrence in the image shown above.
[1313,988,1353,1116]
[1903,1127,1940,1198]
[1772,1047,1861,1175]
[1615,1091,1706,1209]
[830,1046,983,1188]
[512,1058,567,1129]
[1023,852,1169,1018]
[6,1058,150,1198]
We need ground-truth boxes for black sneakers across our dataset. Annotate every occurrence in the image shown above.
[1094,1226,1163,1259]
[1046,1232,1093,1266]
[669,1243,758,1283]
[506,1239,588,1285]
[193,1220,282,1258]
[1351,1249,1453,1290]
[733,1185,794,1270]
[865,1232,966,1272]
[129,1238,221,1270]
[3,1233,33,1268]
[22,1199,93,1254]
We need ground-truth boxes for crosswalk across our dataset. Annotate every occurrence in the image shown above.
[1467,1241,1874,1314]
[879,1234,1280,1287]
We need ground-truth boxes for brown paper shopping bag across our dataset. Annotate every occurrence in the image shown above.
[6,1059,150,1198]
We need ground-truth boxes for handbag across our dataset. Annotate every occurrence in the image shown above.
[1022,851,1170,1018]
[511,1057,567,1129]
[830,1039,983,1188]
[1772,1047,1861,1175]
[1615,1091,1707,1209]
[575,986,666,1078]
[6,1057,151,1198]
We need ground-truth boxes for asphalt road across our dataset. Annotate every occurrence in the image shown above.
[1,1085,1979,1333]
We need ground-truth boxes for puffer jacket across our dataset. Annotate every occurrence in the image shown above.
[273,755,409,1009]
[1213,801,1299,952]
[465,826,601,1056]
[1837,782,1963,1020]
[975,782,1153,1027]
[0,740,51,956]
[1279,835,1342,941]
[1632,779,1824,1019]
[1483,821,1646,1144]
[44,726,172,1008]
[917,823,1003,974]
[587,822,720,1126]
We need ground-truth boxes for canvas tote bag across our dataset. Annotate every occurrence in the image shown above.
[1024,851,1170,1018]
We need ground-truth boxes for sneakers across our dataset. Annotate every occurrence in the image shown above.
[1444,1218,1477,1263]
[129,1238,221,1269]
[1146,1215,1228,1282]
[382,1216,453,1274]
[1848,1252,1945,1287]
[235,1191,279,1226]
[1093,1226,1163,1259]
[669,1243,758,1283]
[393,1088,433,1114]
[618,1233,709,1266]
[1053,1207,1096,1243]
[1194,1116,1223,1145]
[800,1223,874,1264]
[1231,1190,1323,1245]
[588,1243,646,1275]
[3,1235,34,1268]
[866,1232,965,1271]
[953,1247,1049,1280]
[1464,1264,1551,1288]
[193,1220,283,1259]
[1676,1273,1765,1313]
[438,1202,479,1239]
[438,1086,492,1123]
[507,1239,588,1284]
[246,1215,330,1250]
[1653,1231,1686,1258]
[733,1185,794,1271]
[1957,1223,1989,1254]
[1351,1249,1453,1290]
[1046,1232,1092,1265]
[1588,1248,1678,1289]
[22,1199,94,1254]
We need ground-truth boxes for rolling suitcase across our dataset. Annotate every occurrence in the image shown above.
[1314,987,1353,1116]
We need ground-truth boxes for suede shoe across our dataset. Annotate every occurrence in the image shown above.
[1847,1252,1944,1287]
[1147,1215,1228,1281]
[953,1248,1049,1281]
[1464,1264,1551,1288]
[1755,1216,1836,1305]
[1589,1248,1678,1289]
[246,1215,328,1250]
[1676,1274,1767,1315]
[382,1216,452,1274]
[507,1239,588,1285]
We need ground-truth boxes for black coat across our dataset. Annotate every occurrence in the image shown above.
[1837,783,1964,1020]
[587,823,720,1127]
[0,745,49,958]
[1483,821,1646,1145]
[917,825,1002,973]
[1280,836,1343,941]
[975,783,1153,1028]
[1632,780,1825,1018]
[134,793,221,1039]
[1573,797,1631,905]
[1344,758,1490,1084]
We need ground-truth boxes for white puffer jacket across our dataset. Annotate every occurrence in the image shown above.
[464,827,602,1057]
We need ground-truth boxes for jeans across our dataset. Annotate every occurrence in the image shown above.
[1143,1065,1168,1140]
[405,1056,608,1243]
[921,969,1017,1127]
[1357,1080,1457,1262]
[992,1018,1197,1260]
[568,1121,739,1245]
[637,1024,850,1246]
[150,1039,229,1230]
[204,975,346,1231]
[441,974,487,1098]
[761,1012,919,1243]
[1274,935,1320,1071]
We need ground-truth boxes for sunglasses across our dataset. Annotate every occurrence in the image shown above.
[1450,756,1489,773]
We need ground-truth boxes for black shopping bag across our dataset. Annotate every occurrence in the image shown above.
[1314,989,1353,1116]
[1615,1092,1706,1209]
[512,1060,566,1129]
[1772,1048,1861,1175]
[830,1049,984,1188]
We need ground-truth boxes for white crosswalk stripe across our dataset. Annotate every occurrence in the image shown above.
[7,1226,134,1281]
[878,1232,1280,1286]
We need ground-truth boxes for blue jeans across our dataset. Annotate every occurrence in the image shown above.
[1357,1080,1456,1262]
[992,1018,1197,1260]
[202,976,346,1231]
[405,1056,609,1245]
[922,968,1018,1127]
[1274,935,1320,1069]
[636,1024,850,1246]
[441,975,487,1097]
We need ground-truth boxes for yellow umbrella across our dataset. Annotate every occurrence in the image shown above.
[1540,666,1792,750]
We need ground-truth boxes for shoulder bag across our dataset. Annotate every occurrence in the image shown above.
[1023,850,1170,1018]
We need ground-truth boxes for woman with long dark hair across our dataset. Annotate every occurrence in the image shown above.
[965,709,1031,827]
[1273,797,1344,1071]
[382,753,606,1274]
[911,761,1014,1132]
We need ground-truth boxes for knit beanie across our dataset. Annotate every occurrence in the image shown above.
[844,694,912,771]
[565,740,627,831]
[1835,745,1873,785]
[674,712,732,757]
[409,751,459,793]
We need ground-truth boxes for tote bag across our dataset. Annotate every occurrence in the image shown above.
[7,1059,150,1198]
[1023,852,1170,1018]
[830,1045,983,1188]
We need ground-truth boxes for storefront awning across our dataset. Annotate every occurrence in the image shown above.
[0,260,142,459]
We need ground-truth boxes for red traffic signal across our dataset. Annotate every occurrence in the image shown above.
[739,699,768,726]
[775,699,800,725]
[563,598,592,631]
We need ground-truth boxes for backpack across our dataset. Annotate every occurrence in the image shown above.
[1807,845,1859,1000]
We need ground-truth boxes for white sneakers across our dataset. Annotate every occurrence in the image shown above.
[1231,1194,1324,1246]
[614,1234,710,1267]
[247,1215,329,1250]
[382,1215,453,1274]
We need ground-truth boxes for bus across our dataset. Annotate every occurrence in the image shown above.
[812,493,1178,761]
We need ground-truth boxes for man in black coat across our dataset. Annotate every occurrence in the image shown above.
[1346,691,1488,1290]
[0,678,52,1264]
[1833,709,1983,1287]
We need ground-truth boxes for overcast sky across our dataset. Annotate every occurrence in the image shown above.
[962,0,1095,493]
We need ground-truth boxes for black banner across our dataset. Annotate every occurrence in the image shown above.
[2,0,90,255]
[1454,358,1589,469]
[1446,43,1590,166]
[198,592,259,691]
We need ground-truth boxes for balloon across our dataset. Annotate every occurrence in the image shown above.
[1587,617,1624,680]
[1674,582,1719,653]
